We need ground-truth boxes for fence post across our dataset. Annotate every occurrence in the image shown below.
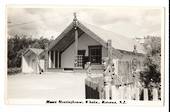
[107,40,112,63]
[122,86,126,100]
[126,85,131,100]
[103,40,113,100]
[118,86,124,100]
[98,77,104,99]
[105,85,110,99]
[153,88,158,101]
[111,85,119,100]
[135,87,140,100]
[144,88,149,101]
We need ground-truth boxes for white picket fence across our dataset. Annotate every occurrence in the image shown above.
[104,85,160,101]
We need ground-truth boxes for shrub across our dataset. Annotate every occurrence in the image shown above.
[8,68,21,75]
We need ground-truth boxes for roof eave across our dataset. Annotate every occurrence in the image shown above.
[118,49,145,56]
[48,22,74,51]
[78,21,107,48]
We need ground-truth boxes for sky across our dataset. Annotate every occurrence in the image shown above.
[7,7,163,39]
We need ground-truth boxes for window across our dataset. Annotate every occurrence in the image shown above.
[77,55,83,67]
[89,46,102,64]
[76,50,86,68]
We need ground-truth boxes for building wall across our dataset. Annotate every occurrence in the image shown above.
[22,54,35,73]
[61,33,108,68]
[120,53,145,62]
[119,53,145,72]
[22,53,42,73]
[22,55,30,73]
[60,33,144,69]
[40,59,45,71]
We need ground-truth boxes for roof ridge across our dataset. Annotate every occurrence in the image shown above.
[48,19,144,54]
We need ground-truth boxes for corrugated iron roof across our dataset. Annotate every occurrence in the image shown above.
[23,48,44,56]
[49,20,145,54]
[79,21,145,54]
[29,48,44,55]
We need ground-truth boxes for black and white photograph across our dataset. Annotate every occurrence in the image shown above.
[6,6,164,105]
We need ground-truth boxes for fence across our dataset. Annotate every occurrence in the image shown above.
[85,78,160,101]
[85,59,160,101]
[85,39,160,101]
[104,85,160,101]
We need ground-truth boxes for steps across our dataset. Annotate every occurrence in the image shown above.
[47,68,64,72]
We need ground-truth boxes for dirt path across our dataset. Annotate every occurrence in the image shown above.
[7,72,86,103]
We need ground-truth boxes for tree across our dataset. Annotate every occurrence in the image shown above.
[7,34,50,68]
[140,36,161,88]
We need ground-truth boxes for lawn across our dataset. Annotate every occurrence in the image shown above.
[7,72,87,104]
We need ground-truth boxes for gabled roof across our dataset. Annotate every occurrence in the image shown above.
[23,48,44,56]
[49,20,145,54]
[80,21,145,54]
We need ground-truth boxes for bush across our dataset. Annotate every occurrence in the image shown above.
[8,68,21,75]
[140,36,161,88]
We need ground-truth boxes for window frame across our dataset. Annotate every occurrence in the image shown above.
[88,45,102,64]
